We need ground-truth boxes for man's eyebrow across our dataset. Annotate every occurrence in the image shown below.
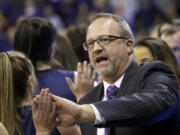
[86,36,94,41]
[86,38,93,42]
[87,35,107,40]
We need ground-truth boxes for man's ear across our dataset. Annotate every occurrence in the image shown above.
[126,39,133,55]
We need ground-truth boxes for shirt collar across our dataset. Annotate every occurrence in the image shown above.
[103,73,125,99]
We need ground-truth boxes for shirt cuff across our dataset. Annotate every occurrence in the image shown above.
[90,104,105,124]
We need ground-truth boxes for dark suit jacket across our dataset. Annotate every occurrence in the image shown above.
[79,60,180,135]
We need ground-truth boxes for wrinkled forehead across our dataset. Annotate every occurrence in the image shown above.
[86,18,120,40]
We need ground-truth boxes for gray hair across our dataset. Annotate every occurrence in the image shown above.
[91,13,134,42]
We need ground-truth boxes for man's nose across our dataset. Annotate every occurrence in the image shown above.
[93,41,103,54]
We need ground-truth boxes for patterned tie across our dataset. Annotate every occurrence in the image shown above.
[106,85,119,100]
[105,85,119,135]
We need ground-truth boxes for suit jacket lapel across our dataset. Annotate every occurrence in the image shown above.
[79,83,104,135]
[95,83,104,101]
[116,60,140,97]
[79,83,104,104]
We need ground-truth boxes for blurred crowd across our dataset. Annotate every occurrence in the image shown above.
[0,1,180,134]
[0,0,180,52]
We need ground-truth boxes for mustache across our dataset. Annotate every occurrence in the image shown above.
[94,54,108,62]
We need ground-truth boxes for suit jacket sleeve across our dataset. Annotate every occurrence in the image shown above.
[93,62,180,127]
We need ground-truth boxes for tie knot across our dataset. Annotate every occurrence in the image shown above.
[106,85,118,100]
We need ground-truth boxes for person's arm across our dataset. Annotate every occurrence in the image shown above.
[53,64,179,127]
[52,95,95,127]
[93,70,179,127]
[0,123,9,135]
[66,61,96,102]
[57,125,82,135]
[32,89,57,135]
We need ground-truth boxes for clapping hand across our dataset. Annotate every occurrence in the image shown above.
[32,88,94,135]
[32,89,57,135]
[51,95,95,127]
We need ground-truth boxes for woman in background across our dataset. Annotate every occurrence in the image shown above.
[0,51,36,135]
[134,37,180,86]
[66,24,89,63]
[13,17,76,102]
[0,51,80,135]
[52,34,79,70]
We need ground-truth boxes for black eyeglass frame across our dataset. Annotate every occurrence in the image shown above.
[83,35,129,51]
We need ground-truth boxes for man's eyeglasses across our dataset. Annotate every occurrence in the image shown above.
[83,35,129,51]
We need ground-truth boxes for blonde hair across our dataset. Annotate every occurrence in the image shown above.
[0,51,37,135]
[0,52,16,135]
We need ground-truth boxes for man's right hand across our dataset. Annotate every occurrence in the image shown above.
[52,95,96,127]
